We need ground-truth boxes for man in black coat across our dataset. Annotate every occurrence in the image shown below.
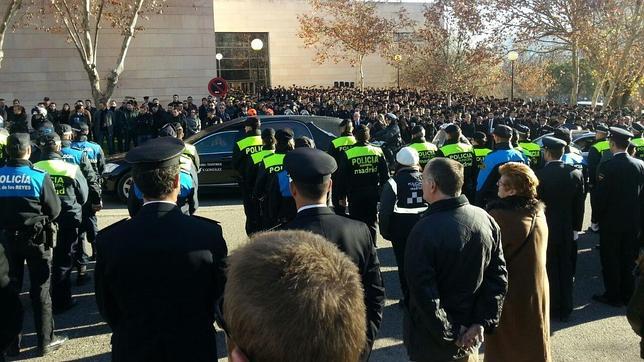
[404,157,507,362]
[536,137,585,321]
[282,147,385,362]
[593,127,644,307]
[95,137,228,361]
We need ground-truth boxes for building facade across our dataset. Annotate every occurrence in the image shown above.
[0,0,424,108]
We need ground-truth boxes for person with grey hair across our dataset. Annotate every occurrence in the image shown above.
[404,157,508,362]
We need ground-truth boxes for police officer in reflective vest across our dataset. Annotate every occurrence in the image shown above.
[630,123,644,160]
[407,125,437,170]
[516,124,542,169]
[587,124,610,232]
[232,117,263,235]
[337,125,389,243]
[378,147,428,306]
[475,125,527,206]
[34,132,88,314]
[0,133,67,357]
[254,129,296,230]
[59,124,101,284]
[328,119,357,215]
[472,132,492,180]
[241,128,276,233]
[71,123,104,261]
[436,124,476,200]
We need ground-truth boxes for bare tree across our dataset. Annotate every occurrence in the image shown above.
[17,0,165,103]
[297,0,413,90]
[0,0,22,69]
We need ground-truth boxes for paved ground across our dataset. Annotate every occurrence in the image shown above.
[7,192,642,361]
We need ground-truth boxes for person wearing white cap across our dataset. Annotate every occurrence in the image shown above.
[378,147,428,307]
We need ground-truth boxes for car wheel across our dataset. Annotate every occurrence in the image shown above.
[117,172,134,203]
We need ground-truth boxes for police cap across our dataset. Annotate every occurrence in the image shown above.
[79,122,90,134]
[411,125,425,135]
[284,147,337,184]
[596,124,609,134]
[473,131,487,143]
[126,137,185,171]
[339,119,352,128]
[38,132,61,147]
[515,124,530,135]
[59,124,73,135]
[244,116,260,128]
[158,123,177,138]
[553,127,572,144]
[7,133,30,151]
[396,147,420,166]
[609,126,633,140]
[275,128,294,144]
[632,123,644,133]
[493,125,512,138]
[444,123,460,134]
[542,136,567,150]
[261,127,275,138]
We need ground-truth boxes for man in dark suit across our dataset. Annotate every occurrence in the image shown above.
[95,137,228,361]
[282,147,385,362]
[593,127,644,307]
[536,137,585,321]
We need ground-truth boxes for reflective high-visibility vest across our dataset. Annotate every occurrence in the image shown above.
[409,141,438,167]
[473,147,492,168]
[262,153,286,174]
[252,149,275,165]
[332,136,357,152]
[345,145,383,175]
[440,143,474,167]
[631,138,644,160]
[591,140,610,154]
[518,142,541,167]
[237,136,263,155]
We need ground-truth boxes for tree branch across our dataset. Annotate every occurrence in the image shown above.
[51,0,89,62]
[0,0,21,68]
[92,0,105,65]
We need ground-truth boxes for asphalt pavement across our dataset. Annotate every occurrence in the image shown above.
[7,193,642,361]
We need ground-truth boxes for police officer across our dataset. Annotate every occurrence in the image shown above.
[407,125,437,170]
[472,131,492,179]
[328,119,357,215]
[59,124,101,284]
[475,125,527,206]
[436,124,476,201]
[254,129,296,229]
[232,117,263,235]
[0,133,67,357]
[378,147,428,306]
[95,137,228,361]
[242,128,275,233]
[593,127,644,307]
[630,123,644,160]
[72,123,105,260]
[515,124,541,169]
[587,124,610,232]
[336,125,389,243]
[34,133,88,313]
[128,124,198,216]
[536,136,585,322]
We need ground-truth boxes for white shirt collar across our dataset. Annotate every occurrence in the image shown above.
[613,151,627,156]
[297,204,327,213]
[142,200,177,207]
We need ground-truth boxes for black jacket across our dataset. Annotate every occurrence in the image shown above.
[404,195,507,362]
[95,203,228,362]
[284,207,385,357]
[536,160,585,240]
[595,153,644,233]
[0,242,22,350]
[378,168,427,242]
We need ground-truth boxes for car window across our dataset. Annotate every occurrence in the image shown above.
[194,130,238,154]
[262,121,312,139]
[574,136,594,152]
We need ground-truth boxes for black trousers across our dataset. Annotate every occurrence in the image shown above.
[547,240,574,317]
[3,232,54,349]
[77,205,98,264]
[391,236,409,304]
[348,193,378,244]
[241,185,261,235]
[51,226,79,309]
[331,185,347,216]
[599,228,639,303]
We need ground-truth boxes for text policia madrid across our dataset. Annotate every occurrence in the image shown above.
[352,154,379,175]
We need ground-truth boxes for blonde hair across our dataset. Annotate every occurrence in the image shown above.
[224,230,366,362]
[499,162,539,199]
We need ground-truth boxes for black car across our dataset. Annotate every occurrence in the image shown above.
[102,115,343,201]
[533,131,596,157]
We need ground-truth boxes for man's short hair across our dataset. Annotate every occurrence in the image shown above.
[292,179,330,200]
[132,164,179,199]
[224,230,366,362]
[425,158,464,197]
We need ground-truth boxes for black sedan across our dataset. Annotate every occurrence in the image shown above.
[102,115,343,201]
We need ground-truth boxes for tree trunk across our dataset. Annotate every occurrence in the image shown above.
[591,71,608,108]
[570,42,579,104]
[0,0,21,69]
[358,54,365,90]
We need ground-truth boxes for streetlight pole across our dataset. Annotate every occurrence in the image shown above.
[394,54,402,89]
[251,38,264,95]
[215,53,223,78]
[507,51,519,101]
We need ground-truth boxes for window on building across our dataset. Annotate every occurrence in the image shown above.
[215,32,271,93]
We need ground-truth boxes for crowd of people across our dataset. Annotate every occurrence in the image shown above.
[0,86,644,362]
